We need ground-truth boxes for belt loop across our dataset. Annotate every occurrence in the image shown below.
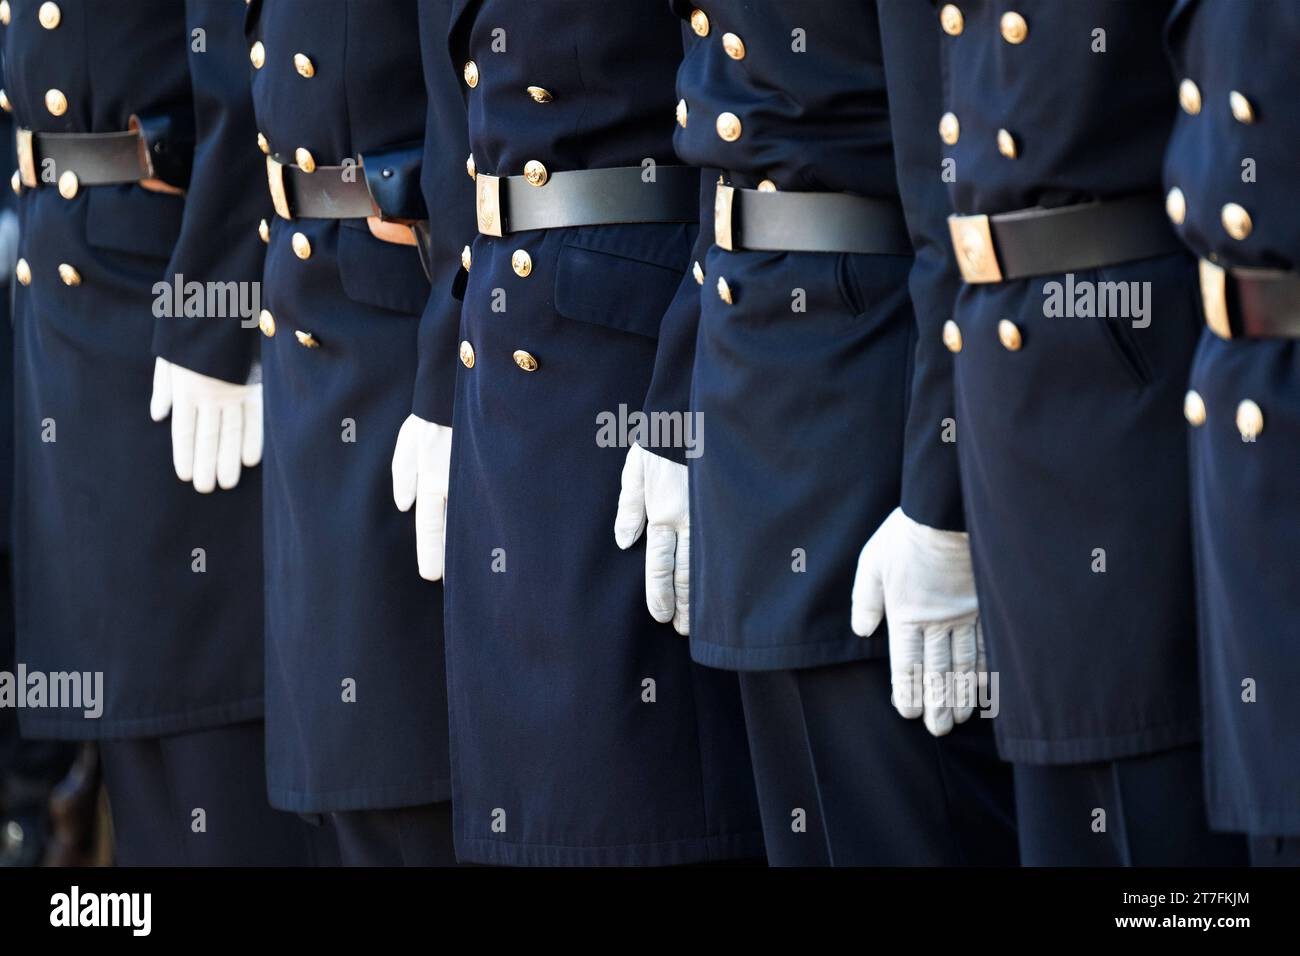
[948,213,1004,284]
[1198,259,1232,339]
[714,180,735,252]
[266,155,292,220]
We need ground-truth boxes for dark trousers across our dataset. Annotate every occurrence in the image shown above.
[331,802,458,866]
[738,657,1019,866]
[1013,745,1248,866]
[101,721,326,866]
[1248,836,1300,868]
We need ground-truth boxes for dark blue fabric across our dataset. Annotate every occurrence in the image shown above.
[1012,746,1247,867]
[250,0,451,813]
[100,722,326,866]
[435,0,763,865]
[8,0,265,740]
[938,1,1204,764]
[739,658,1018,867]
[1164,0,1300,840]
[331,803,458,867]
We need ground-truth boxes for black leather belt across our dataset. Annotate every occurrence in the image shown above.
[266,155,375,220]
[714,181,912,255]
[1198,259,1300,339]
[474,165,698,237]
[948,194,1183,283]
[16,128,151,189]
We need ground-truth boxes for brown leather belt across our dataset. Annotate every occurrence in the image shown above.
[16,128,151,191]
[1199,259,1300,339]
[948,194,1183,284]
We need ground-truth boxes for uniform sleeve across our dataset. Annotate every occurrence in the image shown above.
[638,168,714,466]
[877,1,965,532]
[151,0,267,384]
[411,0,474,426]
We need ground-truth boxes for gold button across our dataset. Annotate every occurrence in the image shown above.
[716,111,742,142]
[1165,187,1186,225]
[293,53,315,78]
[998,319,1022,351]
[257,132,270,154]
[460,245,472,271]
[1179,78,1201,115]
[722,32,746,60]
[10,170,20,195]
[259,310,276,337]
[523,160,548,187]
[0,90,10,113]
[294,330,320,349]
[940,4,964,35]
[57,263,80,286]
[463,60,479,88]
[717,276,733,304]
[942,319,963,353]
[45,89,67,117]
[1183,390,1206,427]
[250,41,266,70]
[511,249,532,277]
[15,258,30,286]
[38,2,60,29]
[939,112,959,145]
[1000,11,1028,44]
[295,147,316,173]
[57,170,78,199]
[459,341,475,368]
[1229,91,1254,124]
[692,261,704,285]
[676,98,688,128]
[466,153,476,180]
[291,232,312,260]
[757,179,776,192]
[1221,202,1252,240]
[512,350,539,372]
[0,2,10,26]
[997,128,1018,159]
[689,8,710,37]
[258,218,270,243]
[1236,399,1263,440]
[526,85,553,104]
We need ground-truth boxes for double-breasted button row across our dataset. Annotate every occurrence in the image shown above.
[1184,390,1265,440]
[680,13,746,143]
[938,10,1027,156]
[940,319,1022,352]
[1178,79,1255,124]
[13,257,80,286]
[459,341,539,373]
[1164,186,1252,240]
[256,309,318,349]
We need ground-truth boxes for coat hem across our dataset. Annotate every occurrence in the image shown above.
[268,778,453,814]
[1206,801,1300,838]
[689,633,886,672]
[452,829,766,867]
[994,720,1201,766]
[15,697,264,741]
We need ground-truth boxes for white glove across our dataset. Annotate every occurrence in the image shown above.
[149,357,263,494]
[392,414,453,582]
[614,443,689,636]
[851,506,985,737]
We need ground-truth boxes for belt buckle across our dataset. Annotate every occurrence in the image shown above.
[1198,259,1232,339]
[266,155,292,220]
[475,173,503,237]
[714,181,735,252]
[15,129,38,188]
[948,214,1004,284]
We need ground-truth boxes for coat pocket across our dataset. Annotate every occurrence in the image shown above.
[336,219,430,316]
[84,186,184,262]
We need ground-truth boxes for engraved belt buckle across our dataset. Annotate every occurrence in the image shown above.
[475,173,503,237]
[713,181,735,252]
[266,155,292,220]
[16,128,38,188]
[1198,259,1232,339]
[948,213,1004,284]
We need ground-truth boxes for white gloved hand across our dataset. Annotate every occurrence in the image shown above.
[149,357,263,494]
[614,443,690,636]
[392,414,453,582]
[851,506,985,737]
